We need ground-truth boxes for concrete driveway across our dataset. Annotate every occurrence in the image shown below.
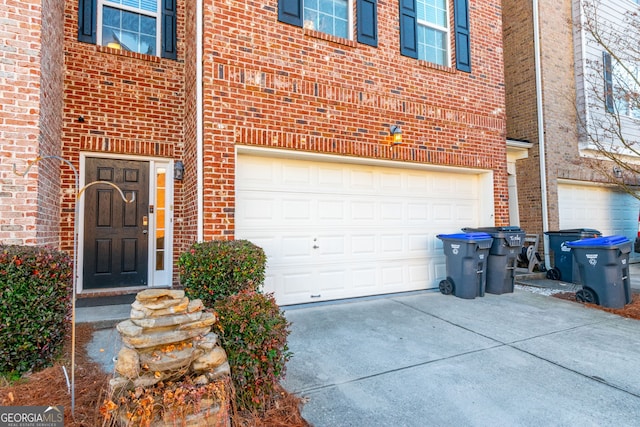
[282,289,640,426]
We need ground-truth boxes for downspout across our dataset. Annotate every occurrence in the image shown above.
[196,0,204,242]
[533,0,551,268]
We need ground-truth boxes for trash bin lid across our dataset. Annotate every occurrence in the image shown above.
[462,226,524,233]
[437,232,493,242]
[545,228,601,236]
[565,235,630,248]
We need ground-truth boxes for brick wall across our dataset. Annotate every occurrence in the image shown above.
[502,0,544,239]
[0,0,43,245]
[37,0,65,247]
[62,0,187,256]
[202,0,509,239]
[503,0,621,254]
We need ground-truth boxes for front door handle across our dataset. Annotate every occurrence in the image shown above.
[142,215,148,226]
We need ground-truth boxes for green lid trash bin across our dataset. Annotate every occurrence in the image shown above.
[437,232,493,299]
[566,236,632,309]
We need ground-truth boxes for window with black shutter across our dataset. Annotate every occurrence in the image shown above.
[399,0,471,73]
[278,0,378,47]
[77,0,177,60]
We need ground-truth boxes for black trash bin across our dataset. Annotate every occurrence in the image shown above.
[566,235,632,309]
[437,232,493,299]
[462,226,526,294]
[544,228,601,283]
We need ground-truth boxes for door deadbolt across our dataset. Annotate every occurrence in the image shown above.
[142,215,148,226]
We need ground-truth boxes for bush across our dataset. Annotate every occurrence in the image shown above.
[178,240,266,306]
[213,291,292,411]
[0,245,73,376]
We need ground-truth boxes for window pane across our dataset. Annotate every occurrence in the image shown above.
[103,7,120,27]
[304,0,348,38]
[140,15,155,35]
[102,6,156,55]
[418,0,447,27]
[112,0,157,13]
[417,25,447,66]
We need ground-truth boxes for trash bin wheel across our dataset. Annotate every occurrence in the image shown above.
[546,266,562,281]
[576,288,598,305]
[439,279,454,295]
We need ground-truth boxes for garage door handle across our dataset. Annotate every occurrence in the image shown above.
[313,245,319,249]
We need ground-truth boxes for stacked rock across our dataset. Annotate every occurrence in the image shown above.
[110,289,230,393]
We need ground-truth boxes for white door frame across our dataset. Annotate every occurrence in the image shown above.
[77,152,176,294]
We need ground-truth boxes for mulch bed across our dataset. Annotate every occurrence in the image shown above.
[0,324,309,427]
[553,291,640,320]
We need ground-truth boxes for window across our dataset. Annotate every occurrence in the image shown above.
[78,0,177,60]
[100,1,158,55]
[278,0,378,47]
[303,0,349,38]
[416,0,449,66]
[606,53,640,119]
[400,0,471,72]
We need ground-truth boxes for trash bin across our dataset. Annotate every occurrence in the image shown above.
[462,226,526,294]
[544,228,601,283]
[566,235,632,309]
[436,232,493,299]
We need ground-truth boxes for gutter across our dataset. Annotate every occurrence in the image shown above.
[533,0,551,268]
[196,0,204,242]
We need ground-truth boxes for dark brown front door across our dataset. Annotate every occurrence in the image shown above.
[83,158,149,289]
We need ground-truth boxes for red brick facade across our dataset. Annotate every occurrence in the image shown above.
[0,0,65,246]
[201,0,509,238]
[62,0,188,254]
[2,0,508,288]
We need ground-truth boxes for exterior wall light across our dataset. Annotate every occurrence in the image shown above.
[613,166,622,178]
[389,125,402,145]
[174,160,184,181]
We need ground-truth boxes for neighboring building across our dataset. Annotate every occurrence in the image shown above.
[502,0,640,267]
[2,0,508,305]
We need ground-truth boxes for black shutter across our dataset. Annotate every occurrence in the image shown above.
[78,0,96,43]
[357,0,378,47]
[162,0,177,59]
[603,52,614,113]
[399,0,417,58]
[278,0,303,27]
[454,0,471,72]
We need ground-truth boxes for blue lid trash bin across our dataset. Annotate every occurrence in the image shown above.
[544,228,601,283]
[437,232,493,299]
[566,235,632,309]
[462,226,526,294]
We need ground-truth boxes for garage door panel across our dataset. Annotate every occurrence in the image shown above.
[281,236,313,258]
[237,154,484,305]
[559,184,639,238]
[382,266,404,288]
[381,235,404,253]
[352,235,376,254]
[317,235,346,256]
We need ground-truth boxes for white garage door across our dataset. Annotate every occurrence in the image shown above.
[236,153,487,305]
[558,182,639,250]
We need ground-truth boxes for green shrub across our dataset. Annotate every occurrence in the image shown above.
[178,239,266,306]
[213,290,292,411]
[0,245,73,376]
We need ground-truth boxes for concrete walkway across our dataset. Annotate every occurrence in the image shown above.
[282,289,640,426]
[79,264,640,426]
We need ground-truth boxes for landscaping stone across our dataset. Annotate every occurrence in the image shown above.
[110,289,231,425]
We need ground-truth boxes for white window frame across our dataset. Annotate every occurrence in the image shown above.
[96,0,162,56]
[416,0,451,67]
[303,0,353,40]
[613,61,640,120]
